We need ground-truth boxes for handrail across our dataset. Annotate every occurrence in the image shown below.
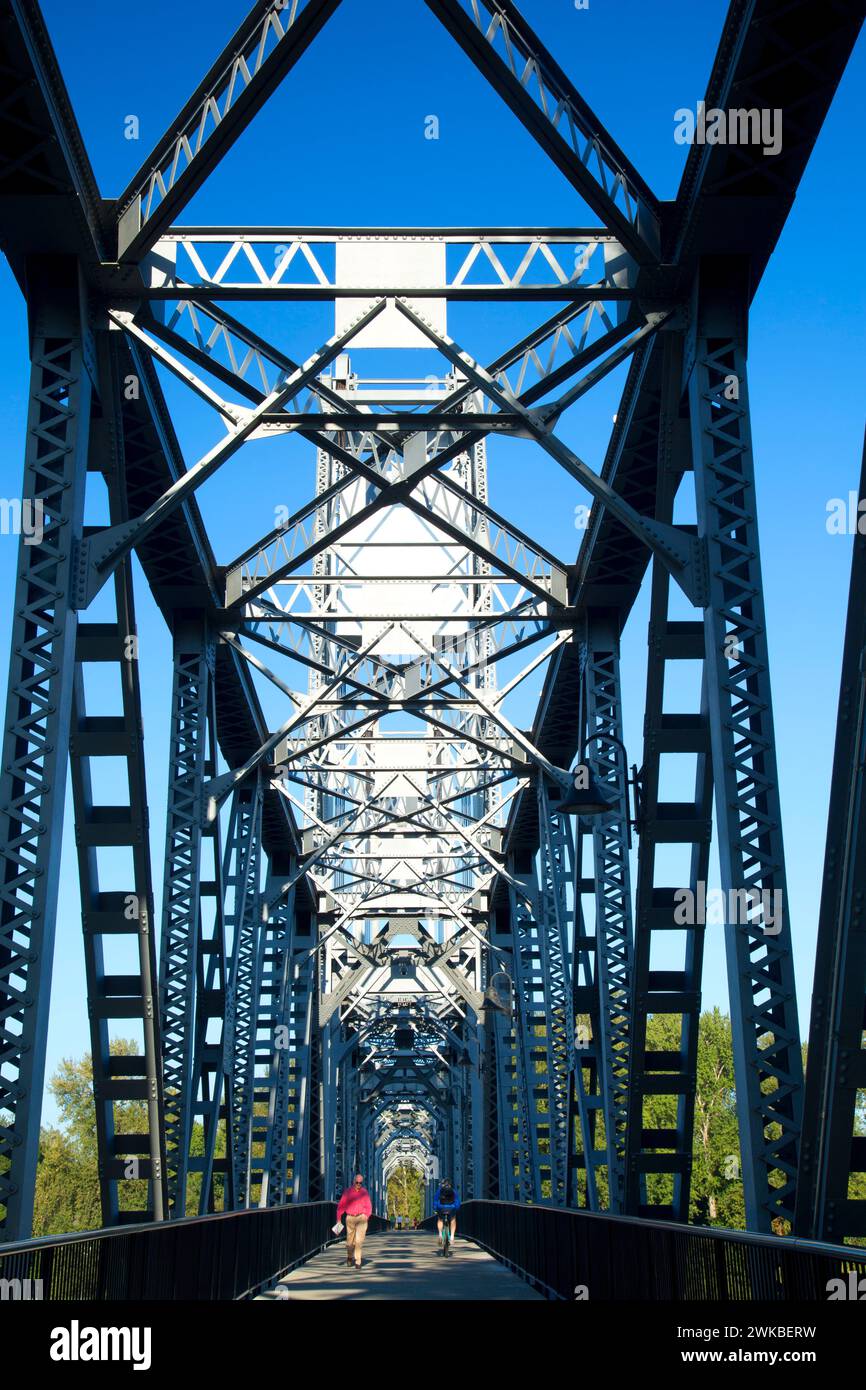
[0,1203,388,1301]
[424,1201,866,1301]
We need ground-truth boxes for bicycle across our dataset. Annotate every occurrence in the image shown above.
[437,1210,456,1257]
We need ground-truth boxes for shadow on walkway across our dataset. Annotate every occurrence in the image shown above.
[257,1229,544,1301]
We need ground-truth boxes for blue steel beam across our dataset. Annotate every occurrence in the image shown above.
[0,266,92,1240]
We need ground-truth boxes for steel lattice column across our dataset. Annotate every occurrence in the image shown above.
[626,332,711,1220]
[687,256,803,1231]
[336,1035,360,1188]
[0,264,92,1240]
[584,615,635,1213]
[158,616,224,1216]
[306,967,325,1201]
[465,1015,484,1199]
[255,870,295,1207]
[319,1011,341,1199]
[507,843,571,1204]
[536,778,575,1205]
[68,328,168,1226]
[507,872,543,1202]
[289,923,317,1201]
[487,906,519,1199]
[795,429,866,1244]
[567,820,604,1210]
[223,777,263,1208]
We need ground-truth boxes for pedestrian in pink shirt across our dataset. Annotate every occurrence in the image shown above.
[336,1173,373,1269]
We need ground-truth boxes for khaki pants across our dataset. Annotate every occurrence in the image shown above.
[345,1214,368,1265]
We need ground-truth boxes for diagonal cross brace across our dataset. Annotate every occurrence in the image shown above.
[75,298,388,607]
[393,298,709,607]
[424,0,661,264]
[117,0,345,261]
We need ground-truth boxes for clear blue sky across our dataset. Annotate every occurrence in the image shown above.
[0,0,862,1124]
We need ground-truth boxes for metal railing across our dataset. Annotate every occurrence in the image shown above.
[425,1200,866,1301]
[0,1204,388,1301]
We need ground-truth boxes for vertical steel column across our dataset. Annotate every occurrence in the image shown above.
[450,1049,467,1198]
[223,776,263,1208]
[535,779,575,1205]
[306,964,325,1200]
[189,754,230,1216]
[567,820,604,1209]
[332,1024,346,1195]
[0,263,92,1240]
[508,848,571,1204]
[626,332,712,1220]
[584,615,635,1213]
[289,923,317,1201]
[466,1014,483,1198]
[158,615,220,1216]
[256,870,295,1207]
[68,329,167,1226]
[319,1011,340,1199]
[687,256,803,1230]
[507,869,543,1202]
[795,432,866,1244]
[336,1036,360,1188]
[488,906,518,1198]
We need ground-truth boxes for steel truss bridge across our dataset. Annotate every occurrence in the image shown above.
[0,0,864,1276]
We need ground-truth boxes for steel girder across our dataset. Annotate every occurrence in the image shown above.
[507,835,571,1204]
[0,267,92,1239]
[286,920,318,1202]
[796,430,866,1245]
[158,617,230,1215]
[567,820,603,1210]
[624,332,711,1222]
[686,257,803,1231]
[464,1017,484,1199]
[480,925,518,1199]
[535,779,575,1206]
[305,964,324,1201]
[137,229,626,301]
[582,617,636,1213]
[68,330,168,1227]
[223,778,264,1208]
[423,0,661,264]
[253,871,296,1205]
[116,0,344,261]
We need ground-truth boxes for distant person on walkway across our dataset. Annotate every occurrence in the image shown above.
[433,1179,461,1252]
[336,1173,373,1269]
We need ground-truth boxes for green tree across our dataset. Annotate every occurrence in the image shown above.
[33,1038,150,1235]
[387,1163,423,1223]
[641,1008,745,1226]
[32,1124,101,1236]
[30,1039,223,1234]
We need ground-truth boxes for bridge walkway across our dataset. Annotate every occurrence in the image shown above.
[257,1228,544,1301]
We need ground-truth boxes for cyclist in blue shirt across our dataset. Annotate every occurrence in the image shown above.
[433,1179,460,1253]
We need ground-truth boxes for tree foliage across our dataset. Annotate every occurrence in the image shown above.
[30,1038,223,1235]
[386,1163,423,1223]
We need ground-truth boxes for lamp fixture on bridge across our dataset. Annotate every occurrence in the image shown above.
[555,733,643,845]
